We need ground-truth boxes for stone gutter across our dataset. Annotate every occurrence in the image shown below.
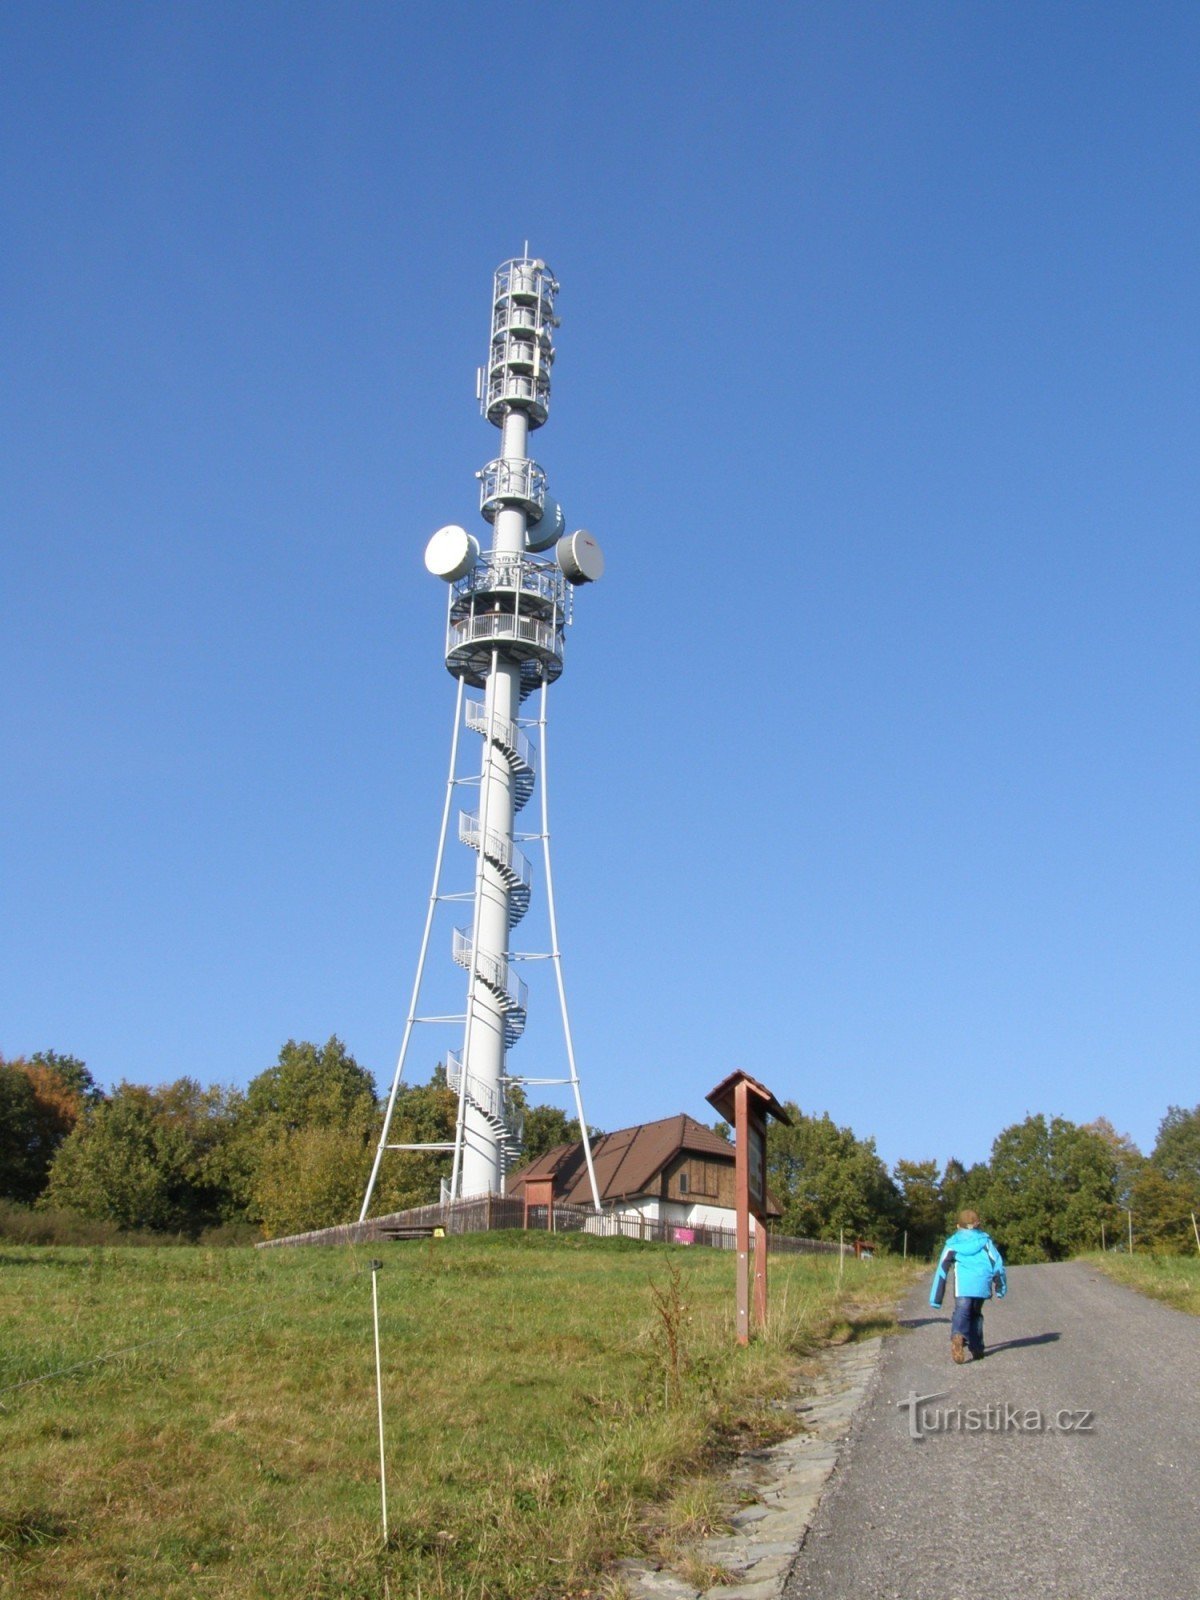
[613,1334,884,1600]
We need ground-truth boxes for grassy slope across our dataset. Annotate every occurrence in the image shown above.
[0,1235,913,1599]
[1088,1251,1200,1316]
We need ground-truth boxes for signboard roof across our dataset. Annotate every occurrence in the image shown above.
[704,1070,792,1127]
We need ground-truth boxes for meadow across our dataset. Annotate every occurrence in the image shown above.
[0,1234,911,1599]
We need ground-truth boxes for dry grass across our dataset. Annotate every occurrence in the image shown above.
[0,1234,911,1598]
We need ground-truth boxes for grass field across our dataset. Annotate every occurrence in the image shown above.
[0,1233,912,1599]
[1089,1251,1200,1316]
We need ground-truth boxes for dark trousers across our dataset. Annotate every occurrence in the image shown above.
[952,1296,986,1355]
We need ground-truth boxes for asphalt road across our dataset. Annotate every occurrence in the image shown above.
[783,1261,1200,1600]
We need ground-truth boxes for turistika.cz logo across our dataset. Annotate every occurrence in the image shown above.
[896,1391,1095,1441]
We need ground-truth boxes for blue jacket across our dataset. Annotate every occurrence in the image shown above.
[930,1227,1007,1304]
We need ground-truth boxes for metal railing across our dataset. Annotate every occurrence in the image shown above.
[452,550,569,611]
[457,812,531,889]
[478,456,547,519]
[451,928,528,1012]
[486,368,550,414]
[449,612,563,659]
[491,298,554,336]
[464,702,535,773]
[493,258,558,308]
[446,1052,523,1144]
[489,333,551,373]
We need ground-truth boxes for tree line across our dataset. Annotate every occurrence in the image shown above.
[753,1101,1200,1262]
[0,1040,585,1240]
[2,1043,1198,1259]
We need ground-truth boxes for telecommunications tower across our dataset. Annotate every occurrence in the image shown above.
[361,255,604,1216]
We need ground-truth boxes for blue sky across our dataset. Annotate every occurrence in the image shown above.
[3,3,1197,1173]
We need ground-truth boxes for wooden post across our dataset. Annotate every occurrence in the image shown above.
[705,1071,790,1350]
[734,1079,751,1346]
[753,1219,769,1331]
[838,1226,845,1285]
[1127,1208,1134,1254]
[903,1230,908,1261]
[1101,1219,1106,1252]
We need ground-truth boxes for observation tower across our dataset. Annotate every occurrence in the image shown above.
[361,255,604,1215]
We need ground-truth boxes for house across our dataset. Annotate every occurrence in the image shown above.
[508,1112,779,1233]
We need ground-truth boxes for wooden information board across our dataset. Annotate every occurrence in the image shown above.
[705,1071,791,1346]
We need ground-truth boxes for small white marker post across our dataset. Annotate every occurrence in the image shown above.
[1101,1219,1107,1253]
[1127,1208,1134,1254]
[1191,1211,1200,1255]
[370,1259,389,1544]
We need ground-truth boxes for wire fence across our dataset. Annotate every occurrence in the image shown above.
[256,1194,842,1255]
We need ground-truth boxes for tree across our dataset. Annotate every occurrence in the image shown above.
[237,1038,380,1232]
[516,1100,597,1164]
[370,1074,460,1215]
[982,1114,1118,1263]
[893,1159,945,1258]
[1150,1105,1200,1188]
[767,1106,901,1246]
[0,1052,96,1203]
[938,1156,993,1221]
[250,1110,378,1238]
[1082,1118,1143,1211]
[517,1103,573,1163]
[242,1037,377,1135]
[1128,1164,1199,1254]
[0,1059,44,1202]
[29,1050,103,1106]
[43,1079,242,1233]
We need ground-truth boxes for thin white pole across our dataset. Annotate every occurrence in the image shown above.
[1192,1211,1199,1254]
[1127,1208,1134,1254]
[361,675,466,1221]
[450,649,503,1201]
[537,680,602,1213]
[1101,1219,1107,1252]
[903,1230,908,1260]
[370,1260,388,1544]
[838,1226,845,1285]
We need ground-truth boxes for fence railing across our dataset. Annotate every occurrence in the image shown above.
[257,1194,842,1254]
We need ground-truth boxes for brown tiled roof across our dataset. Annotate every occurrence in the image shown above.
[509,1112,734,1206]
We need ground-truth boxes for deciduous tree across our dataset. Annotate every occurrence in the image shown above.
[767,1106,901,1246]
[44,1079,241,1233]
[983,1114,1118,1263]
[1150,1104,1200,1188]
[0,1052,97,1202]
[893,1158,945,1258]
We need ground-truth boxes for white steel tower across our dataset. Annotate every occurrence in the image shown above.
[361,255,604,1216]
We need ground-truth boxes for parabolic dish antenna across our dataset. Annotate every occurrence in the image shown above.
[555,529,604,585]
[424,524,480,581]
[526,492,566,552]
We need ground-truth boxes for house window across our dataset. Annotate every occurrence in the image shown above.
[678,1171,689,1194]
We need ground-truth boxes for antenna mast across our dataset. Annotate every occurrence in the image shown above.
[362,256,604,1217]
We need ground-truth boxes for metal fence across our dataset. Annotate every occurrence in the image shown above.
[257,1194,840,1255]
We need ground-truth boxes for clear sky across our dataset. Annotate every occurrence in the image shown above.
[3,3,1197,1174]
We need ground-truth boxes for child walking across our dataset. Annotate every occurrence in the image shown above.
[930,1209,1007,1362]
